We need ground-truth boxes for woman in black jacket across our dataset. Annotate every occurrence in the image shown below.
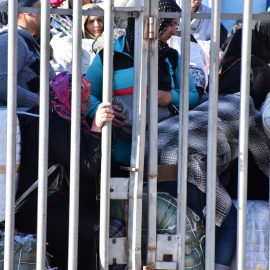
[15,71,114,270]
[219,14,270,110]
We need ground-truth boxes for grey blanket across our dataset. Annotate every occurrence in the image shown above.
[145,93,270,226]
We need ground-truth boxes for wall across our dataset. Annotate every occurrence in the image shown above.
[202,0,267,33]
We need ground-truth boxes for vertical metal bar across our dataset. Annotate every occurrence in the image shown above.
[177,0,190,269]
[99,0,114,269]
[147,0,158,266]
[205,0,221,269]
[36,0,50,269]
[4,1,18,269]
[237,0,253,268]
[68,1,82,269]
[127,0,149,268]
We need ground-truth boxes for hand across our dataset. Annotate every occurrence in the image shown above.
[91,102,114,132]
[111,104,126,129]
[158,90,172,106]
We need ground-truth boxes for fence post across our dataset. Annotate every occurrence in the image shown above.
[237,0,253,268]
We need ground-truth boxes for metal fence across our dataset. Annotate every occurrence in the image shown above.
[1,0,268,269]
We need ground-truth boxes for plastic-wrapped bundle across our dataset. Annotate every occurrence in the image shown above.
[232,200,268,270]
[111,191,205,269]
[0,109,21,223]
[0,229,54,270]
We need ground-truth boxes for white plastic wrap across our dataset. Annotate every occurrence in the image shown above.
[233,200,269,270]
[260,92,270,140]
[0,109,21,223]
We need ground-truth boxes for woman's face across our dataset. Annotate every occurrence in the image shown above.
[22,1,41,35]
[86,16,104,37]
[159,18,179,43]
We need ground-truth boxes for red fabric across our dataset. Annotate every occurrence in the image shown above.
[114,87,148,96]
[50,0,64,7]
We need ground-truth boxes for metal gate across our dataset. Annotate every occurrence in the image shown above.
[1,0,269,269]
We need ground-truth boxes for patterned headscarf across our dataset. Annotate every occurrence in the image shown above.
[49,71,92,134]
[158,0,181,37]
[158,0,181,90]
[125,0,181,91]
[0,0,38,25]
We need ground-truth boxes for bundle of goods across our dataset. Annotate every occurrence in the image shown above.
[111,191,205,269]
[0,229,54,270]
[0,108,21,223]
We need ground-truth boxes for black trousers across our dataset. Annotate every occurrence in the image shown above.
[15,192,99,270]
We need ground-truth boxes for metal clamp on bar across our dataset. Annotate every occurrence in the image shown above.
[156,234,179,262]
[109,237,128,265]
[148,17,158,39]
[110,177,129,199]
[120,166,138,172]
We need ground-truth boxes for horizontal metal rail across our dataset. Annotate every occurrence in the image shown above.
[0,6,269,20]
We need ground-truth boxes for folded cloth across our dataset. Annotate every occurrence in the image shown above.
[145,93,270,226]
[94,219,126,238]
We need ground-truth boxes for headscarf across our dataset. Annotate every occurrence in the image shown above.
[158,0,181,90]
[82,3,104,40]
[220,13,270,67]
[0,0,38,25]
[49,71,92,134]
[50,0,65,8]
[158,0,181,37]
[125,0,181,91]
[252,13,270,63]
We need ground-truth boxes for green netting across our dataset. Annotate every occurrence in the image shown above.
[110,191,205,270]
[0,230,53,270]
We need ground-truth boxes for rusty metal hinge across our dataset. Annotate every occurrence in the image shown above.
[149,16,158,39]
[144,16,158,40]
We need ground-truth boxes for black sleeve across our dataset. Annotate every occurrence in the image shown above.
[49,117,102,179]
[250,63,270,109]
[220,23,228,48]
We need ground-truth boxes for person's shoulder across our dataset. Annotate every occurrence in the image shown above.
[199,3,211,13]
[0,27,8,40]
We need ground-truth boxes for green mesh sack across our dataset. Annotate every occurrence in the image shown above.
[110,191,205,270]
[0,230,53,270]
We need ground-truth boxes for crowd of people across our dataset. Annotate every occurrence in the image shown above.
[0,0,270,269]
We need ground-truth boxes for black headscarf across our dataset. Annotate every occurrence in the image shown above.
[219,13,270,109]
[125,0,181,91]
[220,13,270,68]
[158,0,181,37]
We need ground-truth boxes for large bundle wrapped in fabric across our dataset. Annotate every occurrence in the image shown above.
[0,229,53,270]
[0,109,21,223]
[110,191,205,269]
